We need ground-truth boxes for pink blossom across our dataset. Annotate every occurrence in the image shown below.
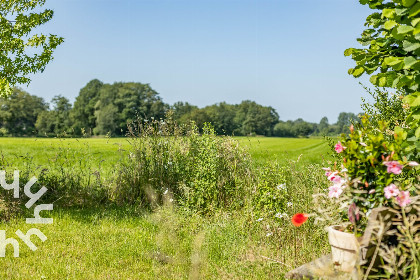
[369,189,375,194]
[396,191,411,208]
[383,161,403,175]
[384,184,400,199]
[335,142,345,153]
[328,184,343,198]
[408,161,419,167]
[327,172,342,183]
[322,167,331,177]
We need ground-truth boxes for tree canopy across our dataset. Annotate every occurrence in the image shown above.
[0,0,63,97]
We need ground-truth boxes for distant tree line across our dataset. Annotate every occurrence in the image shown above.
[0,79,359,137]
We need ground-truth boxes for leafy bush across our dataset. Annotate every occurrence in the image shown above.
[111,116,253,213]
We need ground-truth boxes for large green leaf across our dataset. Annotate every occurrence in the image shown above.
[384,56,403,66]
[382,8,395,18]
[397,25,415,34]
[415,127,420,138]
[384,20,397,30]
[403,92,420,107]
[370,75,378,85]
[409,2,420,17]
[412,18,420,27]
[379,76,387,87]
[344,48,354,56]
[353,67,365,77]
[404,56,420,69]
[403,0,416,7]
[403,40,420,51]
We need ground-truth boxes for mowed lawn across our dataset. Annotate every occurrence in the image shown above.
[0,137,332,279]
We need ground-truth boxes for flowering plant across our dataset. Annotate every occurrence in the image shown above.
[323,116,418,232]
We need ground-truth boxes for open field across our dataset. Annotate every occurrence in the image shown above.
[0,136,332,170]
[0,136,332,279]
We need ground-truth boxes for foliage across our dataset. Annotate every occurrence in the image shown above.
[251,162,289,217]
[35,95,72,136]
[361,87,409,135]
[93,82,167,136]
[0,0,63,97]
[345,0,420,162]
[111,116,253,213]
[176,100,279,136]
[326,116,418,229]
[0,87,47,135]
[345,0,420,92]
[71,79,103,135]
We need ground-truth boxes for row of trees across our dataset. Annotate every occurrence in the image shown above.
[0,79,359,137]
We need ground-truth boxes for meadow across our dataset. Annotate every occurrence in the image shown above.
[0,136,334,279]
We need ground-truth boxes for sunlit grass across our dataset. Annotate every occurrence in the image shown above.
[0,136,332,279]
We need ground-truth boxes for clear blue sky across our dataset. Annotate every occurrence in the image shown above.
[25,0,372,123]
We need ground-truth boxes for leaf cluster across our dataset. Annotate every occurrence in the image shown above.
[0,0,63,97]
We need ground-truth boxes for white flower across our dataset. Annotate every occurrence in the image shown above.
[408,161,419,167]
[256,218,263,222]
[287,202,293,207]
[276,183,286,191]
[275,212,288,219]
[163,189,169,195]
[266,232,273,237]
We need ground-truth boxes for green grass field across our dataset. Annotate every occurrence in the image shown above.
[0,136,332,170]
[0,137,332,279]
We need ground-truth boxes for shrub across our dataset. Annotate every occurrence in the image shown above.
[111,116,253,213]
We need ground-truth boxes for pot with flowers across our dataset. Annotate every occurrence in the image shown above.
[318,116,418,273]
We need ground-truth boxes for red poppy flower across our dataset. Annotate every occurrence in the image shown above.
[291,213,308,227]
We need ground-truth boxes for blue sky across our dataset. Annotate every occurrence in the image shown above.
[25,0,372,123]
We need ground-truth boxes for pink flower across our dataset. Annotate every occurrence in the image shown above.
[328,184,343,198]
[396,191,411,208]
[384,184,400,199]
[369,189,375,194]
[383,161,403,175]
[408,161,419,167]
[335,142,345,153]
[322,167,331,177]
[327,172,342,183]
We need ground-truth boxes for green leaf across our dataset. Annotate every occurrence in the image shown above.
[382,8,395,18]
[353,67,365,77]
[409,2,420,17]
[379,76,387,87]
[403,56,420,69]
[384,20,397,30]
[403,40,420,52]
[370,75,378,85]
[396,7,409,16]
[415,127,420,138]
[412,18,420,27]
[397,25,415,34]
[414,25,420,35]
[384,56,403,66]
[403,92,420,107]
[403,0,416,7]
[344,48,354,56]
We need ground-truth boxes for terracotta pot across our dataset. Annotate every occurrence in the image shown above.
[327,225,360,272]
